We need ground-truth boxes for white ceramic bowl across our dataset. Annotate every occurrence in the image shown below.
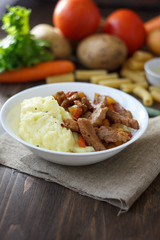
[144,57,160,86]
[0,82,148,166]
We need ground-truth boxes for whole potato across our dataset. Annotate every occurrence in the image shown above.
[77,34,128,70]
[31,24,72,59]
[147,29,160,56]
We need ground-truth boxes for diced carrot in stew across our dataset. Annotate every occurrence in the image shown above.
[71,107,83,120]
[106,143,117,149]
[78,92,86,99]
[78,135,86,148]
[124,131,132,138]
[107,97,116,105]
[102,119,110,127]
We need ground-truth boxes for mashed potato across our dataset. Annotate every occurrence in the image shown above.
[19,96,94,153]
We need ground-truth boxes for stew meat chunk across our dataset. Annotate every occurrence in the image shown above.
[54,91,140,151]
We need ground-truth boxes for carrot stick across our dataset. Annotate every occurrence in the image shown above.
[78,135,86,148]
[0,60,75,83]
[144,15,160,34]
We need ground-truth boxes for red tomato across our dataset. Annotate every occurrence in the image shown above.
[53,0,101,40]
[103,9,146,55]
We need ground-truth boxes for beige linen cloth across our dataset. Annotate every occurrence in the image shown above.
[0,116,160,212]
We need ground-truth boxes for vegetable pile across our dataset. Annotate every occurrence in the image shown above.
[0,6,53,73]
[0,6,75,83]
[0,1,160,94]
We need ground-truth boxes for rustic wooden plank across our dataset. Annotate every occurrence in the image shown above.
[0,165,159,240]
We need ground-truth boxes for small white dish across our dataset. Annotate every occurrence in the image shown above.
[0,82,148,166]
[144,57,160,86]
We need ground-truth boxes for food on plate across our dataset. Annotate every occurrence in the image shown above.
[53,0,101,40]
[52,91,139,151]
[75,70,107,81]
[133,86,153,106]
[0,60,75,83]
[19,91,139,152]
[31,24,72,59]
[147,29,160,56]
[46,73,75,84]
[103,9,146,55]
[19,96,94,153]
[144,15,160,34]
[56,91,139,151]
[76,34,128,70]
[0,6,53,74]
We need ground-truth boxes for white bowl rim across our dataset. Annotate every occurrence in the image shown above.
[144,57,160,78]
[0,82,149,157]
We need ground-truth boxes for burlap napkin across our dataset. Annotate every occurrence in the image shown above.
[0,116,160,212]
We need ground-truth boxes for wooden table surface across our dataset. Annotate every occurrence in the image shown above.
[0,1,160,240]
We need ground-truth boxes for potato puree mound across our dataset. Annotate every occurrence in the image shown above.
[19,96,94,153]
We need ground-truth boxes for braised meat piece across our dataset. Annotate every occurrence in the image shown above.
[55,91,81,109]
[54,91,71,109]
[88,107,108,127]
[60,99,72,109]
[96,126,130,143]
[77,118,106,151]
[74,96,94,113]
[94,94,108,108]
[81,111,92,119]
[61,92,81,109]
[74,100,88,113]
[81,96,94,111]
[55,91,66,105]
[63,119,79,132]
[68,92,81,102]
[106,109,139,129]
[113,102,133,118]
[54,91,140,152]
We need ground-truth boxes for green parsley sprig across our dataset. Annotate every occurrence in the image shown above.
[0,6,54,73]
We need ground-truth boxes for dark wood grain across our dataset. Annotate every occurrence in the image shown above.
[0,166,159,240]
[0,1,160,240]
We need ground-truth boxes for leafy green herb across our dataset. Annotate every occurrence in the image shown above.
[1,6,31,35]
[0,6,54,73]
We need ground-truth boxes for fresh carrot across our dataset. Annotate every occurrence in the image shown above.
[144,15,160,34]
[78,135,86,148]
[0,60,75,83]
